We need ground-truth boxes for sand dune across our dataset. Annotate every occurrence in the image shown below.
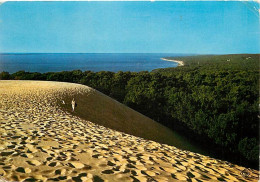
[56,80,204,154]
[0,80,258,182]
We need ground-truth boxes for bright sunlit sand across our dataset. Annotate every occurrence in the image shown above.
[0,80,258,182]
[161,58,185,66]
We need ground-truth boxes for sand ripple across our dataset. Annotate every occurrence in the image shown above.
[0,80,258,182]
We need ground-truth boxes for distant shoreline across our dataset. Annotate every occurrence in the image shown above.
[161,58,184,66]
[0,53,188,73]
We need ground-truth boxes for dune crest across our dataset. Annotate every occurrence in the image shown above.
[0,80,258,182]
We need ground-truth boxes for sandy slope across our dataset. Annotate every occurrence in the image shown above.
[0,80,258,182]
[57,81,204,154]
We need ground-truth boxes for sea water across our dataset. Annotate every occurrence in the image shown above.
[0,53,188,73]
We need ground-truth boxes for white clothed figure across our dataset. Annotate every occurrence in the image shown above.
[71,98,76,112]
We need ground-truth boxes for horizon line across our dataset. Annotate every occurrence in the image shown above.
[0,52,196,54]
[0,52,259,55]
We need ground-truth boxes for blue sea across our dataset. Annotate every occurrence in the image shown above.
[0,53,188,73]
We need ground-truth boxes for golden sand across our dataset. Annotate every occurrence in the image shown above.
[0,80,258,182]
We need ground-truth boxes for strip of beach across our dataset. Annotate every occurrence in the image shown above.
[161,58,185,66]
[0,80,258,182]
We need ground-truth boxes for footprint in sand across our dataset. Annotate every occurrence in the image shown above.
[0,81,258,182]
[26,160,41,166]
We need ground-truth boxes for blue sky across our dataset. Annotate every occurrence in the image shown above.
[0,1,259,54]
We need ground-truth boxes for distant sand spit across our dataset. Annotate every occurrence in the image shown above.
[0,80,258,182]
[161,58,184,66]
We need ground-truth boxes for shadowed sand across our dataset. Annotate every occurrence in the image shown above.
[58,82,206,155]
[0,80,258,182]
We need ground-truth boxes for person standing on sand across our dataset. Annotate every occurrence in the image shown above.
[71,98,76,112]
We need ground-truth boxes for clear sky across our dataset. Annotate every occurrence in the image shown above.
[0,1,259,54]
